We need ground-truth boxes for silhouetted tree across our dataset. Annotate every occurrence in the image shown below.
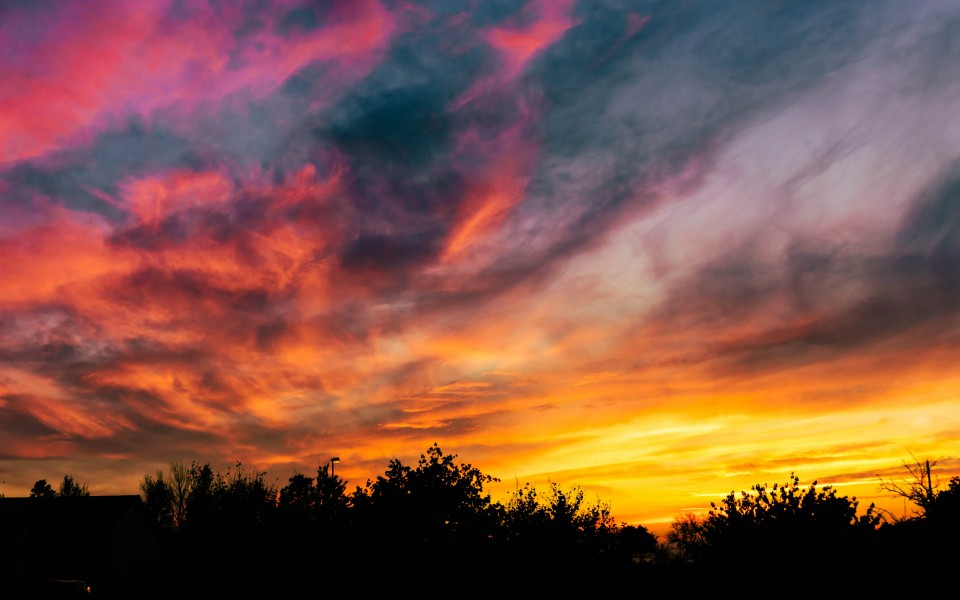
[182,461,216,529]
[278,472,315,515]
[138,460,277,531]
[140,470,175,533]
[57,474,90,497]
[358,443,500,538]
[502,481,619,544]
[931,476,960,521]
[169,460,191,528]
[351,443,501,580]
[214,461,277,527]
[138,460,214,533]
[271,463,350,582]
[616,523,659,563]
[139,460,280,596]
[314,463,348,530]
[29,478,56,498]
[496,479,635,585]
[666,512,712,562]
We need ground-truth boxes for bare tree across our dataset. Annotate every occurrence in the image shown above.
[170,460,191,528]
[876,454,948,522]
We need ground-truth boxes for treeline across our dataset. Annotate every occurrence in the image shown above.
[14,447,960,593]
[132,444,656,594]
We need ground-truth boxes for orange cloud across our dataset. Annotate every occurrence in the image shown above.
[442,123,537,260]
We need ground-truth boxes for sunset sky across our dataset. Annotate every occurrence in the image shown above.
[2,0,958,536]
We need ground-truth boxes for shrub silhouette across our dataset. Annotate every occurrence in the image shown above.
[667,473,880,583]
[501,481,617,549]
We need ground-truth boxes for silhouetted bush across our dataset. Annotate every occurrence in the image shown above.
[666,473,881,587]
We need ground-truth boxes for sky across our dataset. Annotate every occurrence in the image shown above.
[1,0,959,536]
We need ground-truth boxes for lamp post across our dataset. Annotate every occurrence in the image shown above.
[330,457,340,478]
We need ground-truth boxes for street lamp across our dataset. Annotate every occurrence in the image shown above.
[330,457,340,478]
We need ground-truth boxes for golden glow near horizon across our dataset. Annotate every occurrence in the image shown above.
[1,1,958,540]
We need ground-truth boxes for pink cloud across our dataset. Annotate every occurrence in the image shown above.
[0,0,396,163]
[486,0,579,77]
[452,0,578,110]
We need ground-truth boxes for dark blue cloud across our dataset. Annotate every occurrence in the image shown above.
[339,232,442,272]
[1,120,202,219]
